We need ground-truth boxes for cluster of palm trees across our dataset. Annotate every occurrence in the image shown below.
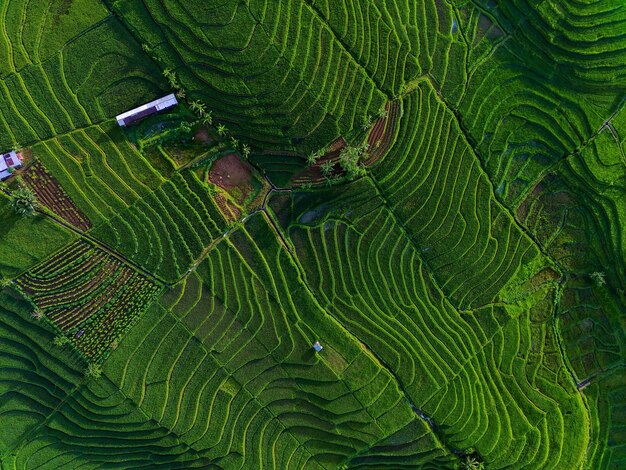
[162,69,252,160]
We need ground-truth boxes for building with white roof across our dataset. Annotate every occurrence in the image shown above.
[0,151,22,180]
[115,94,179,127]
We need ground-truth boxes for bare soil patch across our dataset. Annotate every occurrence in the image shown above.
[209,153,253,190]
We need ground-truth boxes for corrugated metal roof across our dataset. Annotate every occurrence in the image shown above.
[115,93,178,126]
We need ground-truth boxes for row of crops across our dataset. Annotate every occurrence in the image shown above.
[269,175,589,468]
[370,83,542,311]
[16,240,161,362]
[0,0,165,150]
[108,0,433,150]
[31,123,167,226]
[0,0,623,466]
[0,290,225,468]
[92,171,228,283]
[103,213,457,468]
[22,161,92,231]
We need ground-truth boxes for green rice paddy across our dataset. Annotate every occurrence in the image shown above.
[0,0,624,468]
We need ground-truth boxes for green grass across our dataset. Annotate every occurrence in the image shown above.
[0,193,75,279]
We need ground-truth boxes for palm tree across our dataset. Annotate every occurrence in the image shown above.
[202,111,213,126]
[11,187,37,216]
[53,335,69,347]
[242,144,251,159]
[460,456,484,470]
[191,101,207,117]
[84,362,102,379]
[217,123,228,137]
[230,136,239,149]
[321,161,334,176]
[307,152,318,166]
[591,271,606,287]
[31,309,43,320]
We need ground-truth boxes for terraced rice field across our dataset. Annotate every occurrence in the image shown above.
[0,1,165,150]
[30,123,167,226]
[271,179,587,468]
[0,0,624,468]
[92,171,227,283]
[102,214,456,468]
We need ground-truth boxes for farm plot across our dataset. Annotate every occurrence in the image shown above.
[515,152,626,468]
[371,82,542,311]
[444,0,626,207]
[107,0,465,151]
[0,290,224,468]
[103,213,456,468]
[17,240,160,362]
[107,0,391,151]
[0,3,165,149]
[92,171,228,283]
[270,179,589,468]
[22,161,92,231]
[0,193,75,279]
[31,122,166,226]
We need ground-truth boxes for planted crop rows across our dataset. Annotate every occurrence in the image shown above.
[270,179,589,468]
[22,161,92,231]
[17,240,160,362]
[31,123,167,226]
[0,1,165,149]
[92,171,227,283]
[103,213,456,468]
[0,290,224,468]
[108,0,465,151]
[372,83,541,310]
[0,0,623,467]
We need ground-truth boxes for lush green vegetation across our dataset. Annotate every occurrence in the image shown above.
[92,171,227,283]
[0,0,165,149]
[103,214,455,467]
[16,240,161,362]
[0,193,75,279]
[0,0,624,468]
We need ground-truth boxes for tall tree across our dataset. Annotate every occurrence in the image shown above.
[11,187,37,217]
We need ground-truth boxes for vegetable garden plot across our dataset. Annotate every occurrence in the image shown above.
[17,240,160,362]
[22,161,92,231]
